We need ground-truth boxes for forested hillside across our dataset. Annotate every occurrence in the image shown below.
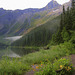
[11,16,60,46]
[12,6,75,47]
[51,6,75,45]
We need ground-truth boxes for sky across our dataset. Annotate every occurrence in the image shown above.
[0,0,70,10]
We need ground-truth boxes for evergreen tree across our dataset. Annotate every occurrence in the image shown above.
[61,27,70,41]
[60,13,63,31]
[51,5,75,44]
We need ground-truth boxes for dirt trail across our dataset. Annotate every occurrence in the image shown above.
[70,54,75,75]
[25,54,75,75]
[70,54,75,67]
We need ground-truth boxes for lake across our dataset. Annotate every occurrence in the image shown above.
[0,47,39,58]
[0,36,39,58]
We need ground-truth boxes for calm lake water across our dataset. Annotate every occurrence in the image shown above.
[0,36,38,58]
[0,36,39,58]
[0,47,39,58]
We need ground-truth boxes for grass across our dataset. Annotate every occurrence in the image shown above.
[0,41,74,75]
[21,46,65,64]
[35,58,73,75]
[0,57,30,75]
[21,42,75,65]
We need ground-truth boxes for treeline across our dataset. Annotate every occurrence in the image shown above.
[12,16,60,46]
[51,6,75,45]
[12,27,53,46]
[21,29,51,46]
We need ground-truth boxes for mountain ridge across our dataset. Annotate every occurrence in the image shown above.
[0,0,71,36]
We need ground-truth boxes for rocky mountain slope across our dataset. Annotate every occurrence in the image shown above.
[0,0,71,36]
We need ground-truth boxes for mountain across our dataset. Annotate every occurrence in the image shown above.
[0,8,40,35]
[43,0,61,10]
[0,0,71,36]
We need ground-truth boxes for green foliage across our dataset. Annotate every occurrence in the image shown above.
[21,41,74,65]
[35,58,73,75]
[51,7,75,45]
[63,6,65,15]
[0,41,74,75]
[36,62,56,75]
[0,57,30,75]
[61,27,70,41]
[69,31,75,44]
[51,30,63,45]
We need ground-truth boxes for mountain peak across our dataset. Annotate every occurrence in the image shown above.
[44,0,61,10]
[52,0,55,1]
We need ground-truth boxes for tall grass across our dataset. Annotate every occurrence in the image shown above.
[22,42,74,65]
[0,57,30,75]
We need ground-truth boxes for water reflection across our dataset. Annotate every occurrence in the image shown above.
[0,47,20,58]
[6,49,21,58]
[0,47,39,58]
[11,47,39,56]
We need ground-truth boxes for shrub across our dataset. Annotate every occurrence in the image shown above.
[35,58,73,75]
[0,57,30,75]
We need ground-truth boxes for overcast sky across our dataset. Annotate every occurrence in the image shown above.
[0,0,70,10]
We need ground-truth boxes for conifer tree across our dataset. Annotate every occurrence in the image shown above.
[61,27,70,41]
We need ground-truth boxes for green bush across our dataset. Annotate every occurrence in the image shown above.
[0,57,30,75]
[61,27,70,42]
[35,58,73,75]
